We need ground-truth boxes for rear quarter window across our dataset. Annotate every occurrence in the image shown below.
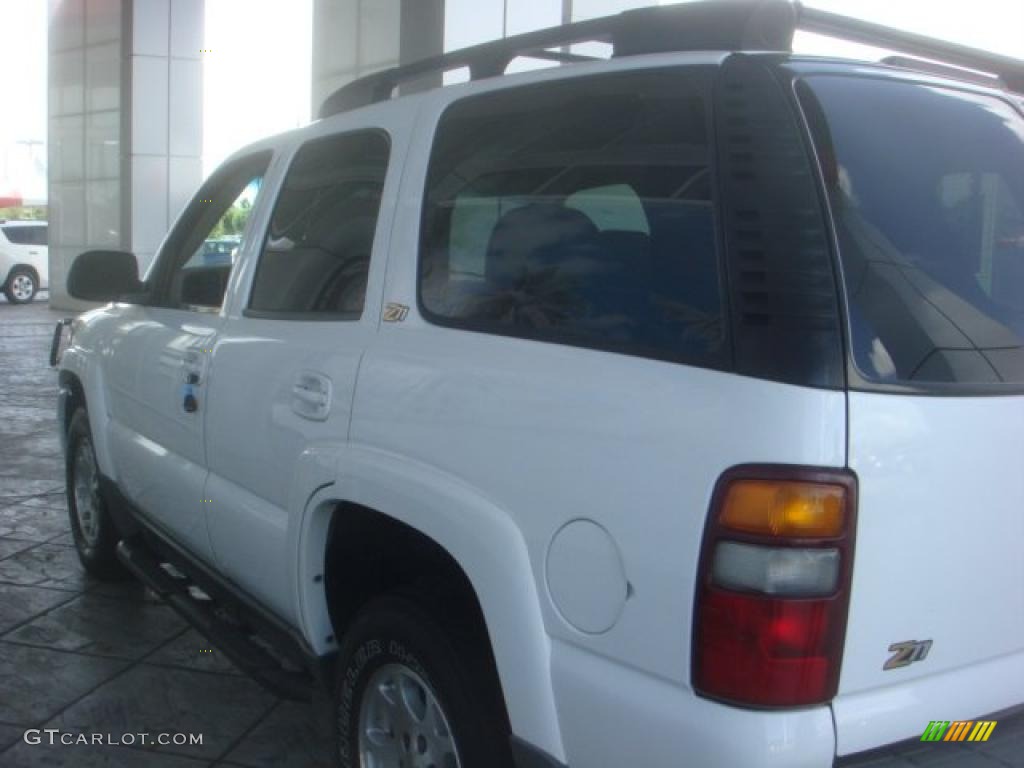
[2,226,42,246]
[799,76,1024,389]
[419,68,726,368]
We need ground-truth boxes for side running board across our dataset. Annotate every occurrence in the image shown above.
[117,538,312,701]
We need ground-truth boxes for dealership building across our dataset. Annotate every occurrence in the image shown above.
[46,0,651,309]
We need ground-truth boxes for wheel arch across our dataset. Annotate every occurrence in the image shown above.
[58,369,86,436]
[296,449,566,763]
[5,263,40,285]
[58,349,116,479]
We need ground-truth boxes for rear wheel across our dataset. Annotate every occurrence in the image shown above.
[66,408,127,580]
[334,594,513,768]
[4,268,37,304]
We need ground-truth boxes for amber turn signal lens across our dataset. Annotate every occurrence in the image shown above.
[718,480,846,538]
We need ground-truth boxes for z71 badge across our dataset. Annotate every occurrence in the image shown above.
[382,303,409,322]
[884,639,933,670]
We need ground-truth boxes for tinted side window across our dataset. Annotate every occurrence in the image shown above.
[420,69,725,367]
[33,225,48,246]
[249,131,390,317]
[151,151,271,312]
[800,77,1024,387]
[2,226,34,245]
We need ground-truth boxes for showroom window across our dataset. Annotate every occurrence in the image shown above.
[248,130,390,318]
[419,68,726,367]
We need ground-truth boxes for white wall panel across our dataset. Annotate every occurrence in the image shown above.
[169,58,203,157]
[85,41,120,112]
[130,155,169,254]
[170,0,204,58]
[85,0,121,44]
[168,155,203,222]
[50,115,85,182]
[85,179,122,246]
[131,56,170,156]
[85,110,119,180]
[133,0,170,55]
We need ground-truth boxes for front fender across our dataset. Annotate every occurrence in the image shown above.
[60,342,116,481]
[296,443,566,764]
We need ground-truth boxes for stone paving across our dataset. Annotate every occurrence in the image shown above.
[0,297,332,767]
[2,295,1022,768]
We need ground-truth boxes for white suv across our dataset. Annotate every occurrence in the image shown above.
[1,220,48,303]
[52,2,1024,767]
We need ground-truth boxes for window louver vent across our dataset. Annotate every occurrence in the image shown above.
[715,55,844,389]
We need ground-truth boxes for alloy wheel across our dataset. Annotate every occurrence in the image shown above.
[358,663,462,768]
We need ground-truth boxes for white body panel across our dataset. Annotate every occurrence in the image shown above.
[104,306,220,561]
[202,106,412,624]
[551,639,835,768]
[834,391,1024,754]
[349,322,847,763]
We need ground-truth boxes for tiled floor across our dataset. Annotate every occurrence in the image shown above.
[0,298,332,767]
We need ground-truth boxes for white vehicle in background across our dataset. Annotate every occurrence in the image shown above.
[51,1,1024,767]
[0,220,48,303]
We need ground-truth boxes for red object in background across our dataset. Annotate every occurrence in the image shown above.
[0,193,25,208]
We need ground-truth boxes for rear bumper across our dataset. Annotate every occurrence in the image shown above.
[837,703,1024,767]
[833,649,1024,756]
[547,639,836,768]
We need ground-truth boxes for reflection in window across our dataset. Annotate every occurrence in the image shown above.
[800,77,1024,386]
[164,153,270,312]
[183,177,261,270]
[249,131,389,316]
[420,69,725,366]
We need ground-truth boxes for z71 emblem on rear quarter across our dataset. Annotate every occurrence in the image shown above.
[884,639,933,670]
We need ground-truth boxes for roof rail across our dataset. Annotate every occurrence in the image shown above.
[318,0,1024,118]
[799,6,1024,93]
[880,56,1002,90]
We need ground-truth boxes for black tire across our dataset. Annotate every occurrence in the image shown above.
[334,594,513,768]
[66,408,127,580]
[4,267,37,304]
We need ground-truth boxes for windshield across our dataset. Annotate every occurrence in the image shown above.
[799,75,1024,388]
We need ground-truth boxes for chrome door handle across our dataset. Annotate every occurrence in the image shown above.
[291,372,332,421]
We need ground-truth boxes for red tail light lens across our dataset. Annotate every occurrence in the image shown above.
[693,466,857,708]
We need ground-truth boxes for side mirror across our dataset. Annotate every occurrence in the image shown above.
[67,250,144,303]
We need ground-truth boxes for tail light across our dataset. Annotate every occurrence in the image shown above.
[693,465,857,708]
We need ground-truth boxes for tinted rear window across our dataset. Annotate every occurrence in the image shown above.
[799,76,1024,387]
[419,69,725,368]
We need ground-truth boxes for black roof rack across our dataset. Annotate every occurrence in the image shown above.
[799,6,1024,92]
[880,56,1002,90]
[318,0,1024,118]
